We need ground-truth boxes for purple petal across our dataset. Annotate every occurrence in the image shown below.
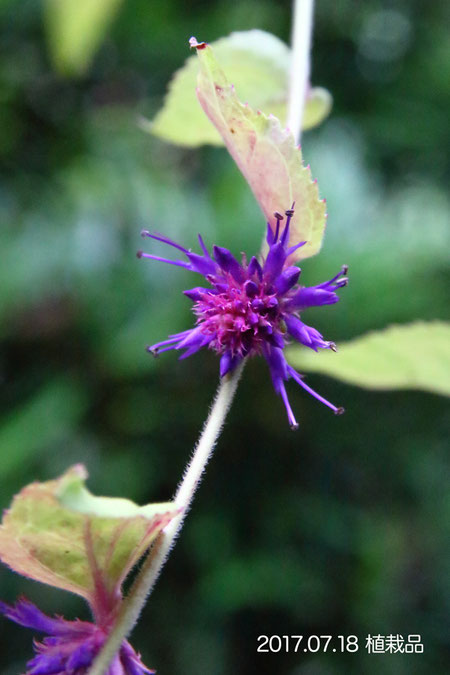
[107,653,127,675]
[264,345,288,393]
[267,331,285,349]
[0,600,68,636]
[286,240,307,256]
[27,652,66,674]
[263,242,287,282]
[263,346,298,429]
[247,256,263,280]
[288,286,339,309]
[183,287,213,301]
[284,315,314,346]
[66,638,98,670]
[176,327,207,351]
[120,641,156,675]
[285,316,333,352]
[178,342,210,360]
[120,640,156,675]
[176,328,212,359]
[251,298,264,312]
[266,222,275,246]
[220,351,243,377]
[186,251,217,276]
[274,266,301,295]
[197,233,212,259]
[213,246,245,282]
[244,280,258,297]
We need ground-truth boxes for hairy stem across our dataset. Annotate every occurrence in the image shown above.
[88,363,244,675]
[287,0,315,145]
[89,6,315,673]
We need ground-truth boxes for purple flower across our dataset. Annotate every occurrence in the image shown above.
[138,207,347,429]
[0,598,154,675]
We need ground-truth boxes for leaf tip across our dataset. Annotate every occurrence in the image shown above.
[189,36,207,50]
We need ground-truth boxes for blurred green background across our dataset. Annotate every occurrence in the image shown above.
[0,1,449,673]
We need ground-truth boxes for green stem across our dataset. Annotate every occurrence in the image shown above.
[88,363,244,675]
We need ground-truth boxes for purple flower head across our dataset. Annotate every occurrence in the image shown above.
[138,207,347,429]
[0,598,154,675]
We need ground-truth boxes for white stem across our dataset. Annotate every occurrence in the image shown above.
[286,0,315,145]
[88,363,244,675]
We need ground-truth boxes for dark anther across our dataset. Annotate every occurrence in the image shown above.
[330,342,337,352]
[290,422,300,431]
[146,346,159,358]
[334,406,345,415]
[141,230,150,238]
[274,212,284,221]
[341,264,349,275]
[285,209,295,217]
[136,250,143,258]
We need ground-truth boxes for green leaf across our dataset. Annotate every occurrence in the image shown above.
[0,466,178,607]
[188,37,326,261]
[150,30,332,147]
[287,322,450,396]
[44,0,124,76]
[302,87,333,130]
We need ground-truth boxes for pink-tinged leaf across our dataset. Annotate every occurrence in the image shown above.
[150,30,332,147]
[0,466,178,614]
[190,37,327,261]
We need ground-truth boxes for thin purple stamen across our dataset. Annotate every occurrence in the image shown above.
[287,240,307,256]
[273,211,284,243]
[141,231,190,255]
[318,265,348,288]
[279,381,299,430]
[198,233,212,258]
[280,206,294,246]
[288,366,344,414]
[137,251,191,269]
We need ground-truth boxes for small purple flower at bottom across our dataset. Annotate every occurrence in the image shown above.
[0,598,154,675]
[138,207,347,429]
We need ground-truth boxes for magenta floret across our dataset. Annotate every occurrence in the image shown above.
[0,598,154,675]
[140,207,347,429]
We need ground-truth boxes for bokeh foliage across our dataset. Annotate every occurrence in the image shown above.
[0,1,448,674]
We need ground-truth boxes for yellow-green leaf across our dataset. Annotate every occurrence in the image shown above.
[287,322,450,396]
[302,87,333,130]
[150,30,332,147]
[189,37,326,261]
[0,466,178,605]
[44,0,123,76]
